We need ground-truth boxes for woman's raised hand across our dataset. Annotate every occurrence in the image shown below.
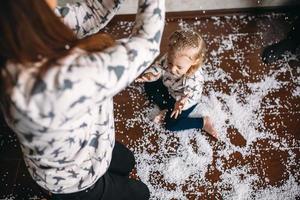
[135,72,160,83]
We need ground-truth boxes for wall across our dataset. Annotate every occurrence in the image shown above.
[58,0,300,14]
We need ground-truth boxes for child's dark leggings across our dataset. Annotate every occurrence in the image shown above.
[144,79,204,131]
[42,142,149,200]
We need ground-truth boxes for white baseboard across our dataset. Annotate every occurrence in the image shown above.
[58,0,300,14]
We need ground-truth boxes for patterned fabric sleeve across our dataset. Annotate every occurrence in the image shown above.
[182,70,204,107]
[55,0,165,105]
[142,54,167,81]
[55,0,123,38]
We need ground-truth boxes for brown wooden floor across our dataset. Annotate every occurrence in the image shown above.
[0,8,299,200]
[110,9,300,200]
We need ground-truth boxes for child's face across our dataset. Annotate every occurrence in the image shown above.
[168,47,200,78]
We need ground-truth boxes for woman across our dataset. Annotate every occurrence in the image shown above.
[0,0,165,199]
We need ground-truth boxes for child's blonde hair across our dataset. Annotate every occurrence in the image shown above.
[168,29,206,76]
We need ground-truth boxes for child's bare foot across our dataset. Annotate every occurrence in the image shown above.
[203,116,218,139]
[153,109,167,124]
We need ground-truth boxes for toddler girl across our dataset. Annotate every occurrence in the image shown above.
[136,29,217,138]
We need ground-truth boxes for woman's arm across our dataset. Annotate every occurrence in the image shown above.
[55,0,123,38]
[56,0,165,105]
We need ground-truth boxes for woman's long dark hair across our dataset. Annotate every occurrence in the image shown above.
[0,0,79,68]
[0,0,115,117]
[0,0,114,98]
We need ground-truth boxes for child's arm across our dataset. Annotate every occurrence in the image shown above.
[170,73,204,119]
[135,54,166,82]
[55,0,123,38]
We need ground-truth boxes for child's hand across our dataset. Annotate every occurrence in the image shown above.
[170,103,183,119]
[170,97,187,119]
[135,72,160,83]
